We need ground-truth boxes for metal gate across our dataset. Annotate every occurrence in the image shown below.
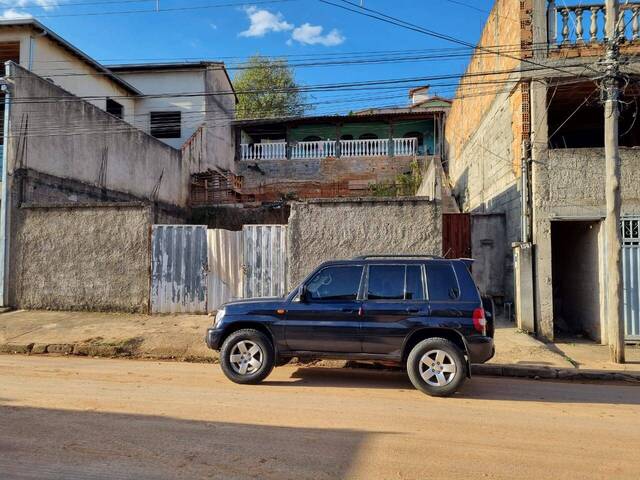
[151,225,208,314]
[243,225,288,298]
[622,217,640,340]
[443,213,471,259]
[207,229,243,311]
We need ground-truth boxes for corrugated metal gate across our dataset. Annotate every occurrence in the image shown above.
[622,217,640,340]
[243,225,288,298]
[442,213,471,259]
[151,225,208,313]
[207,229,243,311]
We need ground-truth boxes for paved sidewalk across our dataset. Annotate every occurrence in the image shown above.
[0,310,639,382]
[0,310,213,361]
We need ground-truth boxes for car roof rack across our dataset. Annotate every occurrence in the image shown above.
[353,254,444,260]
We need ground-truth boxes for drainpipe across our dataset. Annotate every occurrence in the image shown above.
[0,61,13,306]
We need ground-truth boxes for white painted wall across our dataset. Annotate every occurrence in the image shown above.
[115,69,206,149]
[0,27,136,124]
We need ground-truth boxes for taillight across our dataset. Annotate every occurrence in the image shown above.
[472,308,487,335]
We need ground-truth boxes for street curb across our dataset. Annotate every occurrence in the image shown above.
[0,342,217,363]
[472,363,640,383]
[1,343,638,383]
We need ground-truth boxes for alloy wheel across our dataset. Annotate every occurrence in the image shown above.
[419,349,457,387]
[229,340,263,375]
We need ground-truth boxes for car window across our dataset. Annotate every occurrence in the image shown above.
[307,265,363,301]
[405,265,424,300]
[367,265,405,300]
[426,263,460,301]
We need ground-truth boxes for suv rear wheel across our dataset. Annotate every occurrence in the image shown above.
[220,329,275,384]
[407,337,466,397]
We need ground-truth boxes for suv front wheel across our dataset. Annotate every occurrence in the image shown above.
[407,337,466,397]
[220,329,275,384]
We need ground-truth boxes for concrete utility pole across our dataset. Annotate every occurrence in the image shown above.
[603,0,625,363]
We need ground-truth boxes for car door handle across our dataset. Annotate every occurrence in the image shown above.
[341,308,356,313]
[406,308,420,313]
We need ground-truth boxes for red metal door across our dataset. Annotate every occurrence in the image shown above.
[442,213,471,259]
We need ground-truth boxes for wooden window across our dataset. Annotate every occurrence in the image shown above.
[150,111,181,139]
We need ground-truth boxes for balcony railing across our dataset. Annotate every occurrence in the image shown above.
[240,137,417,161]
[291,140,337,159]
[548,1,640,46]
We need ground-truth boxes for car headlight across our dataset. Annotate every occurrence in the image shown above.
[213,308,226,327]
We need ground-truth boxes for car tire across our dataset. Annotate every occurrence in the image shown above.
[220,329,275,385]
[406,337,467,397]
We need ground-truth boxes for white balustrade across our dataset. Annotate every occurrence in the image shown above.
[549,1,640,46]
[291,140,337,159]
[241,142,287,161]
[340,138,389,157]
[241,137,420,160]
[393,137,417,156]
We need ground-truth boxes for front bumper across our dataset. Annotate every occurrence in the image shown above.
[205,327,224,350]
[467,336,495,364]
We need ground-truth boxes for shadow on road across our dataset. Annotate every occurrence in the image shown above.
[265,367,640,405]
[0,403,374,480]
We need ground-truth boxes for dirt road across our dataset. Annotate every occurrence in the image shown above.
[1,355,638,479]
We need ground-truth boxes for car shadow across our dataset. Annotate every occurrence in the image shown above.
[264,367,640,405]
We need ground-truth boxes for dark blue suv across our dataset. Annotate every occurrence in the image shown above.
[206,255,495,396]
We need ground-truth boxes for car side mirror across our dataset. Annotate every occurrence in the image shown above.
[299,285,309,303]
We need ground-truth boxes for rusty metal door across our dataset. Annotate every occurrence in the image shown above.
[151,225,208,313]
[442,213,471,259]
[243,225,288,298]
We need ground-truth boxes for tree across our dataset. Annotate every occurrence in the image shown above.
[234,55,306,119]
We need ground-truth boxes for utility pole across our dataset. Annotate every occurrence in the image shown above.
[603,0,625,363]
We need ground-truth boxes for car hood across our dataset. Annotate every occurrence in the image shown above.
[222,297,286,313]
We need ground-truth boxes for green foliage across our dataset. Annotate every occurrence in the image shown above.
[369,159,423,197]
[234,55,307,119]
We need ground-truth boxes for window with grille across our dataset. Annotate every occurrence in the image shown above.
[622,217,640,246]
[150,111,181,139]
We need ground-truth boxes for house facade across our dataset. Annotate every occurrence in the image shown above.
[446,0,640,343]
[190,93,451,206]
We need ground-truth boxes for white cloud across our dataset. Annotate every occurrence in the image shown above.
[0,0,58,11]
[209,22,217,30]
[291,23,345,46]
[239,6,293,37]
[0,8,33,19]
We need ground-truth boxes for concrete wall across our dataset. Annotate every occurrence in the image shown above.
[204,66,236,172]
[532,145,640,340]
[9,203,152,313]
[7,63,189,210]
[448,83,523,301]
[471,213,507,300]
[287,197,442,287]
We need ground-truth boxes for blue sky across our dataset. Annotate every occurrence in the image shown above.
[2,0,497,113]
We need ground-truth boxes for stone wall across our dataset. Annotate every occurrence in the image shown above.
[287,197,441,287]
[9,203,152,313]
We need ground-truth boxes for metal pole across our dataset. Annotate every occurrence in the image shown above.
[603,0,625,363]
[0,61,12,306]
